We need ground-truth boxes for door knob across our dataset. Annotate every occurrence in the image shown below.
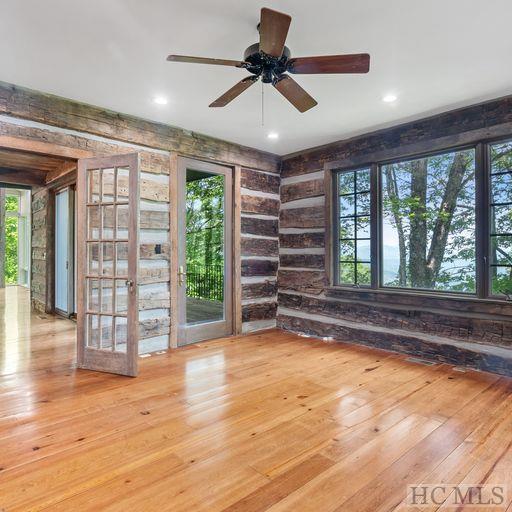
[125,279,135,293]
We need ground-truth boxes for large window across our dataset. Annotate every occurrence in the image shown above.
[381,149,476,293]
[490,140,512,296]
[333,138,512,299]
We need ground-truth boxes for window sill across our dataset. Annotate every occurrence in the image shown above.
[325,285,512,317]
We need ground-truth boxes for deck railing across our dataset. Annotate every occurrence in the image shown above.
[186,264,224,302]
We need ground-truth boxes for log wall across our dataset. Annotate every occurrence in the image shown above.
[31,186,51,312]
[240,167,280,333]
[278,94,512,375]
[0,80,281,351]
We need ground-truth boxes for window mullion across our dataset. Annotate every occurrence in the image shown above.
[475,143,490,298]
[370,163,380,289]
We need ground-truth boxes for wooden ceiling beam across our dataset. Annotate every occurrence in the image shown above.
[0,167,46,186]
[45,160,77,184]
[0,136,92,160]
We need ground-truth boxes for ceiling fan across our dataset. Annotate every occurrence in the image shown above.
[166,7,370,113]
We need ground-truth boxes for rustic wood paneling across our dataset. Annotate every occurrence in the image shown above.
[239,166,280,325]
[278,92,512,368]
[241,168,280,194]
[0,80,284,338]
[280,254,324,269]
[279,232,325,249]
[280,206,325,229]
[278,270,326,294]
[242,280,278,300]
[0,81,280,173]
[277,313,512,377]
[139,243,170,260]
[281,95,512,177]
[242,302,278,322]
[241,195,280,217]
[281,179,324,203]
[31,187,52,312]
[0,167,46,186]
[279,292,512,347]
[241,237,279,257]
[241,217,278,238]
[241,259,279,277]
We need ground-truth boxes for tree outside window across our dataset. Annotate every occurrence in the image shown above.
[490,141,512,297]
[381,149,476,293]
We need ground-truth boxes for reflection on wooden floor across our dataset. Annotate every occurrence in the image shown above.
[0,286,76,375]
[0,285,511,511]
[186,296,223,323]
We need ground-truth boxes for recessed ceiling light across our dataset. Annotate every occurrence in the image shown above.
[382,94,397,103]
[153,96,168,105]
[267,132,279,140]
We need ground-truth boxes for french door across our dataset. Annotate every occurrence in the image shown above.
[177,158,233,345]
[77,153,139,376]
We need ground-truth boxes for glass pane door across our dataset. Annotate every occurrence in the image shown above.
[77,153,139,376]
[177,158,232,345]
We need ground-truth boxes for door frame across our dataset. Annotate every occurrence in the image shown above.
[0,136,92,313]
[170,155,241,348]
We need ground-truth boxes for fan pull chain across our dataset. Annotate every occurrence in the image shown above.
[261,80,265,127]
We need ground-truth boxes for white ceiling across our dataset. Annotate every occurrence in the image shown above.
[1,0,511,155]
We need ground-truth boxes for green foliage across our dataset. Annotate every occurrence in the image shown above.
[338,169,371,286]
[4,195,18,284]
[490,141,512,296]
[380,142,512,296]
[185,175,224,301]
[382,149,476,293]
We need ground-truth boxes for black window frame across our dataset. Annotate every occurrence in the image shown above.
[332,166,373,287]
[331,136,512,301]
[488,138,512,298]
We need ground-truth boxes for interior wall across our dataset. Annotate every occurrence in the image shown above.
[0,80,281,342]
[278,95,512,375]
[240,167,280,332]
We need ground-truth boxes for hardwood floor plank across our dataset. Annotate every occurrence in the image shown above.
[0,287,510,511]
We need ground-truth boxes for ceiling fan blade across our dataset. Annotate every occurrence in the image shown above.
[259,7,292,58]
[167,55,248,67]
[287,54,370,74]
[209,76,258,107]
[273,75,317,113]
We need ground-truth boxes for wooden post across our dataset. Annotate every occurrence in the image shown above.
[0,188,5,288]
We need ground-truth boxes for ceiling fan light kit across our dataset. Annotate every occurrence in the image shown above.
[167,7,370,113]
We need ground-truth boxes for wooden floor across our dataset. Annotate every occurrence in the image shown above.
[0,286,511,511]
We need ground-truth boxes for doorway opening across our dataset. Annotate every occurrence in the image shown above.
[177,158,233,345]
[0,186,31,290]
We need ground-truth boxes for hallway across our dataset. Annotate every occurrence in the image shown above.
[0,286,75,375]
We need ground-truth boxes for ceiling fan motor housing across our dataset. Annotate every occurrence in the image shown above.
[243,43,291,83]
